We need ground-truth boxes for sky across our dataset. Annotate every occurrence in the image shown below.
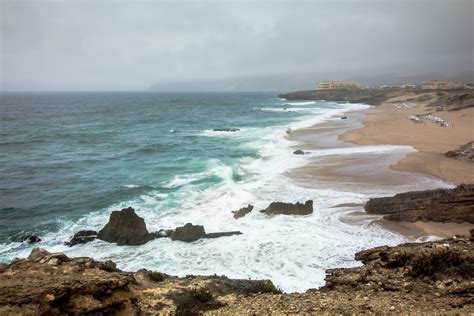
[1,0,473,91]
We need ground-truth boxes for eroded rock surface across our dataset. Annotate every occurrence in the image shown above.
[0,248,279,315]
[261,200,313,216]
[364,185,474,223]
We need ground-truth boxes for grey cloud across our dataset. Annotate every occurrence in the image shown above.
[1,0,472,91]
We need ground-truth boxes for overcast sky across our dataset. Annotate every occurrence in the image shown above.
[1,0,473,91]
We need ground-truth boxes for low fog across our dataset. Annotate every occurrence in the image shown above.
[1,0,473,91]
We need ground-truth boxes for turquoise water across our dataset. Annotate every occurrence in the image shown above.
[3,92,436,291]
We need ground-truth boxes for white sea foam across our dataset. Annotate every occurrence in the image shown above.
[0,100,452,293]
[286,101,316,105]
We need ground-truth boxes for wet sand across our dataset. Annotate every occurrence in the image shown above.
[286,102,473,240]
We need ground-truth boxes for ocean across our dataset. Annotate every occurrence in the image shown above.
[0,92,445,292]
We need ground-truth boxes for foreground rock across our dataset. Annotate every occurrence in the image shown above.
[213,128,239,132]
[261,200,313,216]
[97,207,154,245]
[170,223,242,242]
[5,234,472,314]
[445,141,474,163]
[232,204,253,219]
[0,248,279,315]
[364,184,474,223]
[293,149,305,155]
[66,230,98,247]
[212,233,474,314]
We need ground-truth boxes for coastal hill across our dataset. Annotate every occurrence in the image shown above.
[279,88,474,110]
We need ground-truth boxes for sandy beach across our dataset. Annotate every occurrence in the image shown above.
[287,97,473,240]
[341,96,474,184]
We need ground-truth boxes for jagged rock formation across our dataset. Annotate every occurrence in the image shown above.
[97,207,154,245]
[0,248,280,315]
[66,230,98,247]
[445,141,474,163]
[364,185,474,223]
[293,149,305,155]
[232,205,253,219]
[261,200,313,216]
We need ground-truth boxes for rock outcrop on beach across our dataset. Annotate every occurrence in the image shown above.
[445,141,474,163]
[364,184,474,223]
[3,234,472,314]
[261,200,313,216]
[293,149,305,155]
[66,230,98,247]
[97,207,154,245]
[232,204,253,219]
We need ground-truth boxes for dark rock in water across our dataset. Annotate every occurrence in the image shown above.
[170,223,206,242]
[18,235,41,244]
[205,231,242,238]
[66,230,98,247]
[340,116,348,119]
[261,200,313,216]
[149,229,173,239]
[364,184,474,223]
[233,205,253,219]
[293,149,305,155]
[97,207,152,245]
[445,141,474,163]
[213,128,240,132]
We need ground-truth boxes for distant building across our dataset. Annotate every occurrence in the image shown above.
[316,81,361,90]
[421,80,463,90]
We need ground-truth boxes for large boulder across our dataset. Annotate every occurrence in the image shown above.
[169,223,206,242]
[293,150,305,155]
[66,230,98,247]
[364,184,474,223]
[232,205,253,219]
[261,200,313,216]
[97,207,152,245]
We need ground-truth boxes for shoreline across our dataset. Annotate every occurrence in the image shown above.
[340,100,474,185]
[286,101,473,240]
